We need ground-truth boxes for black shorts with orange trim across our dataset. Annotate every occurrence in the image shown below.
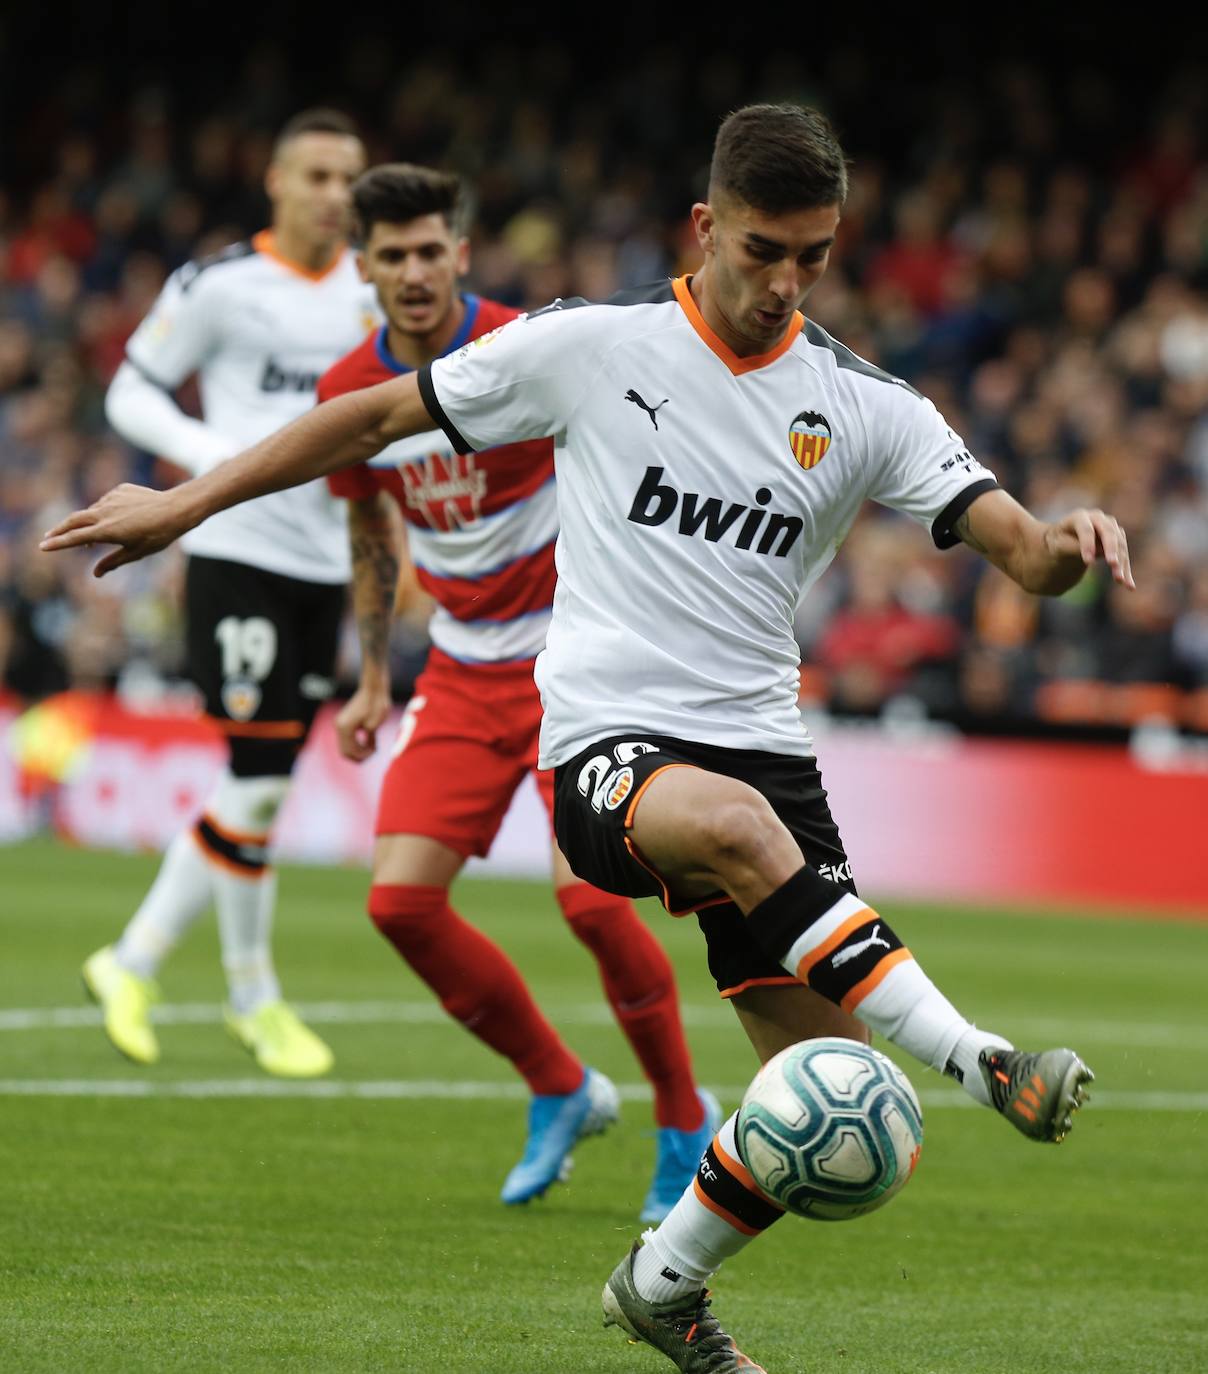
[185,555,343,769]
[552,733,858,998]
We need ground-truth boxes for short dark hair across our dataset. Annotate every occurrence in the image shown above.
[709,104,848,213]
[351,163,467,240]
[273,108,361,160]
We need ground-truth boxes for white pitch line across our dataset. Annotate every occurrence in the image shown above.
[1,1001,1206,1049]
[0,1078,1204,1110]
[0,1001,456,1031]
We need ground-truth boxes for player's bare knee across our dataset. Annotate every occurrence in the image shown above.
[695,792,783,875]
[372,834,465,890]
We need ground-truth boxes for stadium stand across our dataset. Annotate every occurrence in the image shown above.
[2,41,1206,737]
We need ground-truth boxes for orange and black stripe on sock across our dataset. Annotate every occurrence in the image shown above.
[745,866,968,1072]
[632,1113,783,1299]
[194,814,269,880]
[693,1115,785,1243]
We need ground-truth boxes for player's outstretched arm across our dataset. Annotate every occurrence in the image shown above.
[41,374,431,576]
[955,487,1134,595]
[335,491,400,763]
[105,362,238,478]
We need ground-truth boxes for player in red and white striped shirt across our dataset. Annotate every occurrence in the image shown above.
[319,163,718,1216]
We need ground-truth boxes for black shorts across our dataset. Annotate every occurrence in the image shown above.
[553,733,858,998]
[185,555,344,746]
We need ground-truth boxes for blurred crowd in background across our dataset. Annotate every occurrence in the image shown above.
[2,38,1207,737]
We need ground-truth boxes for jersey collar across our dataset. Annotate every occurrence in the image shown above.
[672,276,803,376]
[252,230,346,283]
[373,294,481,374]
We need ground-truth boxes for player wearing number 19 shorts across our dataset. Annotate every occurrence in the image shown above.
[81,110,378,1077]
[320,163,717,1216]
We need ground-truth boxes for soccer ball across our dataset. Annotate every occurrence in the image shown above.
[736,1037,923,1221]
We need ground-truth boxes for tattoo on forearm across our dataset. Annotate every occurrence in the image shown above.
[954,510,989,555]
[349,500,400,669]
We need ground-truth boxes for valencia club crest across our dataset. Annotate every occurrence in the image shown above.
[789,410,831,470]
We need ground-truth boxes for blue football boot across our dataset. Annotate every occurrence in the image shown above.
[640,1088,724,1223]
[500,1067,620,1204]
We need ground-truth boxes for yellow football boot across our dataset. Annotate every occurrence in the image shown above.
[81,945,160,1065]
[224,1001,334,1078]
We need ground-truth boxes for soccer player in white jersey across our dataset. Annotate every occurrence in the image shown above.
[79,109,376,1078]
[317,163,719,1216]
[45,105,1127,1372]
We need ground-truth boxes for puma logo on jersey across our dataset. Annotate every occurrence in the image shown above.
[830,924,891,969]
[260,358,321,393]
[625,389,669,429]
[627,466,803,557]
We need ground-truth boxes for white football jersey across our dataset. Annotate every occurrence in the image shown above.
[421,278,997,766]
[125,233,379,582]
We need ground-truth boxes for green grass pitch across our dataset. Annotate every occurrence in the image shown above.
[2,836,1206,1373]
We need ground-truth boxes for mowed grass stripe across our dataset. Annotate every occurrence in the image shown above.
[1,1076,1206,1110]
[3,1000,1206,1048]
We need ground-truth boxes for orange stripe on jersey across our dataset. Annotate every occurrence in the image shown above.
[672,277,803,376]
[208,717,306,739]
[794,908,876,983]
[692,1177,763,1236]
[840,947,914,1013]
[252,230,346,283]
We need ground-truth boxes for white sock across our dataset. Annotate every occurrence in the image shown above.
[946,1027,1014,1106]
[632,1113,760,1302]
[207,773,289,1015]
[632,1227,712,1302]
[114,828,213,978]
[216,867,281,1015]
[781,893,1012,1098]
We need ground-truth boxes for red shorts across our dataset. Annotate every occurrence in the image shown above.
[375,647,555,857]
